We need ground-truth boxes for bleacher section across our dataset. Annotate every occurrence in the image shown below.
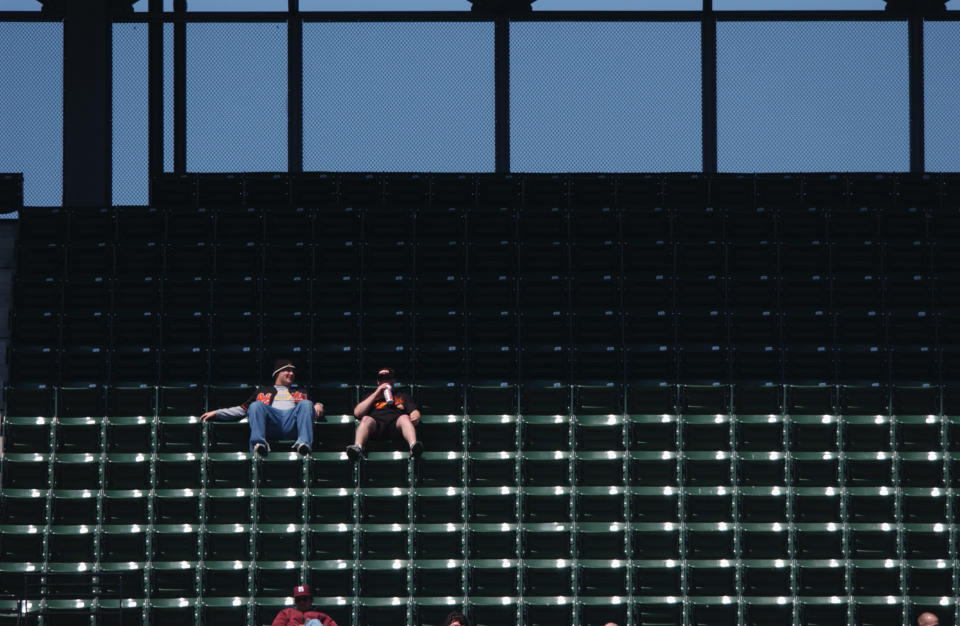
[2,173,960,625]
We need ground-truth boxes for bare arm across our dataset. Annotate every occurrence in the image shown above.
[409,409,421,424]
[353,384,390,419]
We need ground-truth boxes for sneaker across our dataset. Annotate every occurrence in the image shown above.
[253,442,268,457]
[410,441,424,458]
[295,442,311,456]
[346,444,364,462]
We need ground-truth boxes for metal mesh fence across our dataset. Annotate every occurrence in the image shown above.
[113,23,149,205]
[510,21,702,173]
[164,23,174,173]
[716,0,886,8]
[0,22,63,206]
[186,0,288,9]
[303,22,495,173]
[535,0,701,9]
[924,21,960,172]
[186,22,288,172]
[300,0,472,8]
[717,20,909,172]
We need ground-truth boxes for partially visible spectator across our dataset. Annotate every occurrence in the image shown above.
[441,610,470,626]
[918,612,939,626]
[271,585,338,626]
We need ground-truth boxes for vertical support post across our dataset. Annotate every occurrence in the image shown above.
[148,0,164,203]
[174,0,187,173]
[63,0,112,206]
[701,0,718,175]
[908,15,924,173]
[288,0,303,175]
[494,18,510,174]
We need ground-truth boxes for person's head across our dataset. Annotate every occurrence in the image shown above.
[441,611,469,626]
[376,367,396,385]
[273,358,296,386]
[918,612,939,626]
[292,584,312,611]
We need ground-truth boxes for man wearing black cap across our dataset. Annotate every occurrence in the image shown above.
[271,584,338,626]
[200,358,323,456]
[347,367,422,461]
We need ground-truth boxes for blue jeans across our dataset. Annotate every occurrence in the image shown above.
[246,400,313,452]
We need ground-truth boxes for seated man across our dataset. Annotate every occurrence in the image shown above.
[346,367,422,461]
[271,585,338,626]
[200,358,323,456]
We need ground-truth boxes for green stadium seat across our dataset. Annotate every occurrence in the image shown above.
[307,524,354,561]
[202,560,250,597]
[0,525,45,563]
[520,414,569,452]
[414,488,463,524]
[795,522,843,559]
[307,488,354,525]
[153,524,201,563]
[203,524,250,562]
[259,453,308,489]
[258,488,305,525]
[629,487,679,523]
[687,523,735,559]
[628,451,679,486]
[47,525,96,563]
[360,488,409,525]
[52,453,100,490]
[742,559,791,596]
[797,559,846,596]
[740,523,788,559]
[105,417,152,453]
[902,487,947,523]
[101,489,147,525]
[255,523,303,562]
[1,488,47,526]
[204,488,253,525]
[521,451,570,487]
[155,453,202,490]
[416,452,463,488]
[103,453,150,490]
[467,523,516,560]
[627,414,678,452]
[576,486,625,523]
[101,524,148,563]
[147,597,197,625]
[520,522,570,559]
[1,453,50,490]
[413,523,463,560]
[154,488,200,524]
[205,452,252,489]
[735,413,784,452]
[1,417,53,453]
[468,559,518,596]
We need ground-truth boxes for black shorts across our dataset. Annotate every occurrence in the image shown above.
[370,415,403,441]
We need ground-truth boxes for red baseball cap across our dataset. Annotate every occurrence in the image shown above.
[293,585,311,597]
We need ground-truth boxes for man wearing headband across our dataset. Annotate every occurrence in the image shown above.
[200,358,323,456]
[346,367,422,461]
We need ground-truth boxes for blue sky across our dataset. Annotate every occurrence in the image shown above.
[0,1,958,205]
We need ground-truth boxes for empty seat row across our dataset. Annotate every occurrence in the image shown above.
[7,382,954,417]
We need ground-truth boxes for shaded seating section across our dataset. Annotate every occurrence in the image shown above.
[4,173,960,625]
